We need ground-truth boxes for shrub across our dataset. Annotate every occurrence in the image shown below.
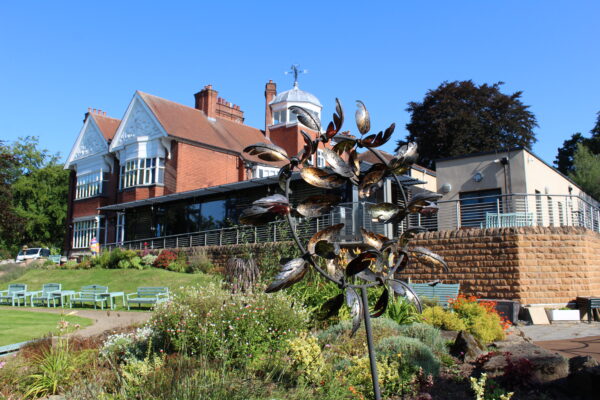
[376,336,441,376]
[287,332,327,385]
[187,247,214,273]
[167,261,187,273]
[154,250,178,269]
[422,306,467,332]
[101,326,154,362]
[150,283,308,369]
[451,295,506,343]
[62,260,79,270]
[385,296,422,325]
[399,322,447,354]
[141,254,158,268]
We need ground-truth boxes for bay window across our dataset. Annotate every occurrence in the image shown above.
[72,218,102,249]
[120,157,165,189]
[75,171,104,199]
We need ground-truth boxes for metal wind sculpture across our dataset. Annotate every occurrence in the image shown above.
[241,99,448,400]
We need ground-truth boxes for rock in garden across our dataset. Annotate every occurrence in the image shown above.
[481,342,569,383]
[568,359,600,400]
[450,331,485,361]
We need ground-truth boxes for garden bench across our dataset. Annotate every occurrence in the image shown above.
[126,287,170,310]
[30,283,62,307]
[485,212,534,228]
[409,283,460,308]
[70,285,109,309]
[0,284,28,306]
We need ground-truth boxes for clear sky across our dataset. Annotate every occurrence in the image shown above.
[1,1,599,166]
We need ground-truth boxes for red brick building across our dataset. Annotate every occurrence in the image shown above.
[64,81,330,255]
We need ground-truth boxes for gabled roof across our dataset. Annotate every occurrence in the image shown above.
[137,91,275,164]
[64,115,111,169]
[90,113,120,141]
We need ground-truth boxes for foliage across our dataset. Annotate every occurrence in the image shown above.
[287,331,327,385]
[399,80,537,169]
[385,296,422,325]
[554,111,600,174]
[150,283,308,369]
[570,142,600,200]
[141,254,158,268]
[422,306,467,332]
[470,373,514,400]
[287,268,344,324]
[187,247,214,273]
[398,322,448,355]
[451,295,508,343]
[375,336,441,376]
[100,326,154,362]
[153,250,178,269]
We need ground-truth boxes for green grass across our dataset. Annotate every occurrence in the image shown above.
[0,309,93,346]
[3,268,218,294]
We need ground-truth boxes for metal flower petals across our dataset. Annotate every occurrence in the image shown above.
[241,97,448,400]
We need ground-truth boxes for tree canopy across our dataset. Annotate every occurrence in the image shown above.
[398,80,538,169]
[554,112,600,175]
[0,137,69,257]
[570,143,600,201]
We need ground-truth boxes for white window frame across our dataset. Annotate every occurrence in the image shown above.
[120,157,165,189]
[255,165,278,178]
[75,170,104,200]
[72,217,101,249]
[116,213,126,244]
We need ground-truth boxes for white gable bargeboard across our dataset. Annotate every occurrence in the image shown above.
[65,118,109,168]
[110,95,166,151]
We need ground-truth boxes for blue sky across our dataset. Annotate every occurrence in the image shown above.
[1,1,599,166]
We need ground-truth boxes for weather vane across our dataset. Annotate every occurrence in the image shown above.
[284,64,308,87]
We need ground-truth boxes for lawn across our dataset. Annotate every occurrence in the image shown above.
[3,268,217,294]
[0,309,93,346]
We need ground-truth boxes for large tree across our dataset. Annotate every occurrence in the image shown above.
[398,80,538,169]
[570,143,600,200]
[554,112,600,175]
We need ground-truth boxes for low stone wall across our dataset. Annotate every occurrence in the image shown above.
[399,226,600,305]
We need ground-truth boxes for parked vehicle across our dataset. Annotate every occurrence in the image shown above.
[16,248,50,262]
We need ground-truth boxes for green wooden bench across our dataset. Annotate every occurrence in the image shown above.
[409,283,460,308]
[70,285,109,309]
[126,287,170,310]
[0,284,27,306]
[30,283,62,307]
[48,255,61,264]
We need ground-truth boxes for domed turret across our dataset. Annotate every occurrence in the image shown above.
[268,66,322,127]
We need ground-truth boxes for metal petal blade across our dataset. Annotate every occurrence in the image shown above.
[278,164,292,193]
[296,194,342,218]
[239,205,279,226]
[369,202,402,223]
[289,105,321,131]
[346,287,363,337]
[360,123,395,148]
[389,279,422,313]
[244,142,289,162]
[355,100,370,135]
[253,194,289,207]
[359,163,386,198]
[407,192,443,213]
[332,135,357,155]
[360,228,389,250]
[307,223,344,254]
[265,258,308,293]
[370,287,389,318]
[317,293,345,320]
[409,247,449,271]
[346,250,379,277]
[333,98,344,135]
[300,166,346,189]
[314,240,340,259]
[323,148,355,178]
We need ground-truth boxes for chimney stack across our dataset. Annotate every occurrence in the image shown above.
[194,84,218,119]
[264,80,277,139]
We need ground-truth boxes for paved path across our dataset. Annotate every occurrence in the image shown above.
[516,322,600,361]
[1,306,152,338]
[534,336,600,361]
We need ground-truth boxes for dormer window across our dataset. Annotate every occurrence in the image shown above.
[273,110,287,125]
[120,157,165,189]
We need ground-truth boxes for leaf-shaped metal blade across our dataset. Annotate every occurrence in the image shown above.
[253,194,289,207]
[332,134,357,155]
[278,164,292,193]
[360,228,389,250]
[289,106,320,131]
[355,100,370,135]
[389,279,422,313]
[297,130,317,164]
[390,142,419,174]
[409,247,449,272]
[346,250,379,277]
[317,293,345,320]
[407,192,443,213]
[314,240,340,259]
[307,223,344,254]
[265,258,308,293]
[359,163,386,198]
[360,123,395,148]
[346,287,363,337]
[323,148,355,178]
[398,226,427,247]
[244,142,289,162]
[419,202,439,217]
[371,287,389,318]
[356,268,379,282]
[297,194,341,218]
[300,166,346,189]
[239,205,279,226]
[334,98,344,134]
[369,202,402,223]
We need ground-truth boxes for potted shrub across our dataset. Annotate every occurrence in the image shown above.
[546,307,581,322]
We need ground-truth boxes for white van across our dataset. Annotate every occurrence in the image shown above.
[16,248,51,262]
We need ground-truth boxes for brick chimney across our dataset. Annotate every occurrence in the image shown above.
[194,84,218,118]
[264,80,277,138]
